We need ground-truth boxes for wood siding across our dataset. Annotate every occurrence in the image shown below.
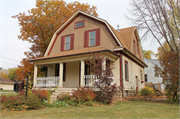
[49,14,118,55]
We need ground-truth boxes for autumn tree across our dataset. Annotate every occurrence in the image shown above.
[13,0,98,81]
[86,52,119,104]
[0,67,19,81]
[142,50,154,59]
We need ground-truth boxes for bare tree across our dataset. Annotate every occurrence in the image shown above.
[126,0,180,52]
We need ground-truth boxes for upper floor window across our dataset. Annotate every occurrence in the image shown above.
[65,36,71,50]
[75,20,85,29]
[84,28,100,47]
[125,61,129,81]
[61,34,74,51]
[133,40,136,55]
[89,31,96,46]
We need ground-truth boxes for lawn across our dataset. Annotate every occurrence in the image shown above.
[1,101,179,118]
[0,90,14,92]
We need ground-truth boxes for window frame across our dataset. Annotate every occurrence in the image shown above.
[65,35,71,50]
[75,20,85,29]
[89,30,96,46]
[133,40,136,55]
[124,60,129,81]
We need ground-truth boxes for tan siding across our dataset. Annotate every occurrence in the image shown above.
[49,14,118,55]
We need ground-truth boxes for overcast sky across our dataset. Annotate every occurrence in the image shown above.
[0,0,159,69]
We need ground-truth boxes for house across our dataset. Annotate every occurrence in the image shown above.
[29,11,147,98]
[144,57,165,92]
[0,78,14,90]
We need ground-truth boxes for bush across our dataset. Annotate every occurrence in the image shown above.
[26,93,42,110]
[32,88,48,101]
[72,87,96,103]
[57,93,71,102]
[19,88,48,101]
[1,94,42,111]
[51,101,68,107]
[140,87,155,96]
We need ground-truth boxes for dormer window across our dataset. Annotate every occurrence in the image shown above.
[75,20,85,29]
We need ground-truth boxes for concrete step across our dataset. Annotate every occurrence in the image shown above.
[55,88,77,91]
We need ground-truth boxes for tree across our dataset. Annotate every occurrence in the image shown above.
[0,69,8,79]
[0,67,18,81]
[155,42,170,59]
[154,51,179,102]
[13,0,98,81]
[86,52,119,104]
[127,0,180,52]
[142,50,154,59]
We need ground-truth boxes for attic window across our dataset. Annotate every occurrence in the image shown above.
[75,20,85,29]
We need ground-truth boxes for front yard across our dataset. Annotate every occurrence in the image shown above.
[1,101,179,118]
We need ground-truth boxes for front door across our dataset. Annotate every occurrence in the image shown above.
[136,76,138,93]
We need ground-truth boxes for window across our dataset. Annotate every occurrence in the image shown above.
[140,70,143,80]
[61,34,74,51]
[125,61,129,81]
[89,31,96,46]
[137,43,139,54]
[75,20,85,29]
[145,74,147,82]
[65,36,70,50]
[84,28,100,47]
[133,40,136,54]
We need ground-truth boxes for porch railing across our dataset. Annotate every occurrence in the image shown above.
[84,75,114,87]
[36,77,59,87]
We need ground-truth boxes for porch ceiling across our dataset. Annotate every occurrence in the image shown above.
[29,47,119,65]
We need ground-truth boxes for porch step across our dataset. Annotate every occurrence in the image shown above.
[50,88,77,104]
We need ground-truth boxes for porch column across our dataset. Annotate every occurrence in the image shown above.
[80,60,85,87]
[33,65,38,87]
[102,57,106,73]
[58,62,63,88]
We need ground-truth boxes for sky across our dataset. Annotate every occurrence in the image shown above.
[0,0,159,69]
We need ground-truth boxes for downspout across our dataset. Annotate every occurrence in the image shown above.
[120,53,134,101]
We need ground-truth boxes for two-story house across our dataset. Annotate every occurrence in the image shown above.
[30,11,147,97]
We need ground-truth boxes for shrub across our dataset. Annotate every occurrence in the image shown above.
[32,88,48,101]
[1,94,41,111]
[51,101,68,107]
[72,87,96,103]
[140,87,155,96]
[26,93,42,110]
[19,88,48,101]
[57,93,71,101]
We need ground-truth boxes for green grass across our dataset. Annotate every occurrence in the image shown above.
[0,93,17,96]
[0,90,14,92]
[1,101,179,118]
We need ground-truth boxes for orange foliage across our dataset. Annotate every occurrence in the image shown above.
[13,0,98,81]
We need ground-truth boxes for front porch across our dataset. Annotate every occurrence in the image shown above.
[33,54,116,89]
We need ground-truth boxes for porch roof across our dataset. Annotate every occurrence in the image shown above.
[29,47,119,62]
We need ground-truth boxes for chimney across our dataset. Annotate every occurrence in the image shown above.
[117,24,120,32]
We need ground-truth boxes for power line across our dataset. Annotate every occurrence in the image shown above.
[2,61,19,65]
[0,56,20,62]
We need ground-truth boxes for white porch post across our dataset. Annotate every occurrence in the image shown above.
[102,57,106,73]
[80,60,85,87]
[33,65,38,87]
[58,62,63,88]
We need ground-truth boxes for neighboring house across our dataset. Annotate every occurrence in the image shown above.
[144,57,165,92]
[30,11,147,96]
[0,78,14,90]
